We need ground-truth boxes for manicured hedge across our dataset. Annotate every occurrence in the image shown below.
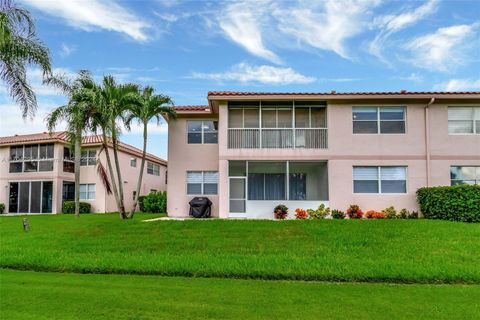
[416,185,480,222]
[142,191,167,213]
[62,201,91,214]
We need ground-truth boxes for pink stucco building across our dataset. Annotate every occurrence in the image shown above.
[167,91,480,219]
[0,132,167,214]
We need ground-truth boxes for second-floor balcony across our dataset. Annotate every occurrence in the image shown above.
[227,101,328,149]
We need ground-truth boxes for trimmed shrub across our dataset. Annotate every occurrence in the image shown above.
[346,204,363,219]
[383,206,398,219]
[307,204,330,219]
[274,204,288,220]
[0,203,5,214]
[294,208,308,220]
[62,201,91,214]
[365,210,385,219]
[138,196,146,212]
[417,185,480,222]
[409,211,419,219]
[331,209,345,219]
[143,191,167,213]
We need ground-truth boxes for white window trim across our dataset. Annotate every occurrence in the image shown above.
[352,106,407,135]
[80,149,97,166]
[450,166,480,185]
[147,162,160,176]
[79,183,96,200]
[186,171,219,195]
[447,106,480,135]
[187,120,218,144]
[9,143,55,173]
[352,166,408,194]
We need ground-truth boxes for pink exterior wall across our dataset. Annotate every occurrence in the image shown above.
[167,97,479,218]
[167,116,220,217]
[0,141,166,214]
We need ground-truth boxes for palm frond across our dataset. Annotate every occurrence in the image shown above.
[96,157,112,195]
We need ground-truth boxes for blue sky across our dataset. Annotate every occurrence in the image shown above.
[0,0,479,159]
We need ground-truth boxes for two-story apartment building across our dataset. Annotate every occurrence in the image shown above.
[0,132,167,214]
[167,91,480,219]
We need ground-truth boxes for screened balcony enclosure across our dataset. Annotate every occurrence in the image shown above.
[228,101,328,149]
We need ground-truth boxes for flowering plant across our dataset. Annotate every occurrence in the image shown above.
[295,208,308,220]
[346,204,363,219]
[274,204,288,219]
[365,210,385,219]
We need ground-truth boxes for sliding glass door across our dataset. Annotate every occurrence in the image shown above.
[8,181,53,213]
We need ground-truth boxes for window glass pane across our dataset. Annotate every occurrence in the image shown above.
[24,161,38,172]
[381,180,406,193]
[203,171,219,183]
[295,107,309,128]
[39,144,54,159]
[228,109,243,128]
[353,107,377,120]
[353,167,378,180]
[9,162,22,173]
[187,121,202,133]
[354,180,379,193]
[277,108,292,128]
[9,183,19,213]
[380,107,404,120]
[80,184,87,193]
[248,173,264,200]
[187,171,202,183]
[311,108,326,128]
[353,121,378,133]
[42,182,53,213]
[204,184,218,195]
[476,120,480,134]
[187,133,202,144]
[289,162,327,200]
[30,181,41,213]
[448,107,473,120]
[39,160,53,171]
[244,108,259,128]
[380,121,405,133]
[187,184,202,195]
[448,120,473,134]
[262,109,276,128]
[265,174,286,200]
[451,166,476,180]
[381,167,406,180]
[230,179,245,198]
[80,151,88,166]
[229,161,246,176]
[63,161,74,173]
[203,121,217,132]
[230,200,245,213]
[10,146,23,160]
[19,182,29,212]
[203,132,218,143]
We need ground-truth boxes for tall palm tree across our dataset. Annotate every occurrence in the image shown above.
[124,86,175,218]
[1,0,51,118]
[45,71,97,217]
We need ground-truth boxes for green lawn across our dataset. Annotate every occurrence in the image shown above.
[1,214,479,283]
[1,269,479,320]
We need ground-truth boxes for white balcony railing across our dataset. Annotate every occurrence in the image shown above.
[228,128,328,149]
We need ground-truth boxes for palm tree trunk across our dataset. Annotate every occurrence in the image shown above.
[74,130,81,218]
[112,133,127,219]
[102,133,122,219]
[127,120,148,219]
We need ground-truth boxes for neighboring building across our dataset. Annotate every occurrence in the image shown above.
[167,91,480,219]
[0,132,167,214]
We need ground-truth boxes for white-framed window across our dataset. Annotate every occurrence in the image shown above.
[187,171,218,195]
[353,166,407,193]
[451,166,480,185]
[187,120,218,144]
[353,107,406,134]
[79,184,96,200]
[80,150,96,166]
[147,162,160,175]
[448,107,480,134]
[63,146,75,173]
[9,143,54,173]
[131,158,137,167]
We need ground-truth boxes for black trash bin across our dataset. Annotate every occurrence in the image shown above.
[189,197,212,218]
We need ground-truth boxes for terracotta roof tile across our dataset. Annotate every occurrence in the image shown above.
[0,131,166,165]
[208,91,480,97]
[174,105,209,111]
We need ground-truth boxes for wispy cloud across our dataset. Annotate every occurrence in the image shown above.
[370,0,438,62]
[22,0,151,42]
[404,23,479,72]
[434,79,480,91]
[218,1,280,63]
[190,63,315,84]
[59,43,76,57]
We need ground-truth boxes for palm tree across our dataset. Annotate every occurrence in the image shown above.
[124,86,175,218]
[1,0,51,118]
[45,71,98,217]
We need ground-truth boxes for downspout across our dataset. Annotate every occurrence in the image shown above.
[424,97,435,187]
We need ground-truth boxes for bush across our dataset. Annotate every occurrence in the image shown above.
[138,196,146,212]
[307,204,330,219]
[346,205,363,219]
[417,185,480,222]
[274,204,288,220]
[398,208,409,219]
[143,191,167,213]
[365,210,385,219]
[0,203,5,214]
[383,206,398,219]
[331,209,345,219]
[409,211,419,219]
[62,201,91,214]
[294,208,308,220]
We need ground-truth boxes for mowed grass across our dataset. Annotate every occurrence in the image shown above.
[1,269,479,320]
[1,214,480,283]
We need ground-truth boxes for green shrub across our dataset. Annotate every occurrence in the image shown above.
[62,201,91,214]
[331,209,345,219]
[307,204,330,219]
[138,196,146,212]
[143,191,167,213]
[383,206,398,219]
[274,204,288,219]
[399,208,409,219]
[409,211,419,219]
[416,185,480,222]
[0,203,5,214]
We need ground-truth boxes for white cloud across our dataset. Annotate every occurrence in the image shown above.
[397,73,423,82]
[22,0,151,42]
[273,0,380,60]
[404,23,479,72]
[434,79,480,91]
[60,43,76,57]
[154,12,179,23]
[370,0,438,62]
[190,63,315,84]
[218,1,281,63]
